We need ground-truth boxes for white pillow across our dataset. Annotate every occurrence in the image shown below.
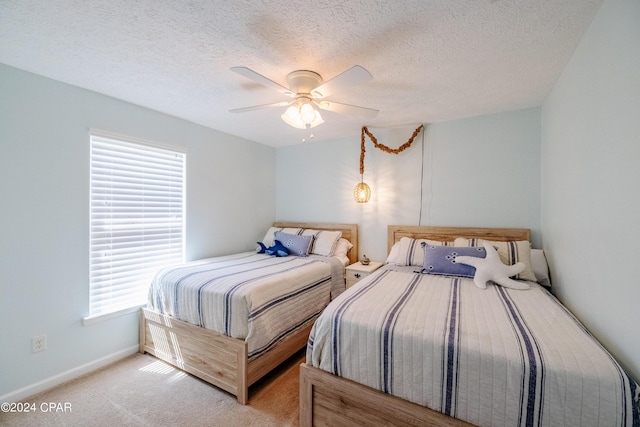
[454,238,537,282]
[302,229,342,256]
[386,242,401,264]
[333,238,353,258]
[531,249,551,286]
[260,227,302,247]
[389,237,451,266]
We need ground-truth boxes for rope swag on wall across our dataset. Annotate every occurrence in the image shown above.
[354,124,424,203]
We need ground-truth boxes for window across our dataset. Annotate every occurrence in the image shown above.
[87,133,185,322]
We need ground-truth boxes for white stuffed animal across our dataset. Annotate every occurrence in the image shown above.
[455,242,530,290]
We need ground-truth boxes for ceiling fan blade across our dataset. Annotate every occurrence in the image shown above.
[230,67,293,97]
[229,101,291,113]
[315,100,379,119]
[311,65,372,99]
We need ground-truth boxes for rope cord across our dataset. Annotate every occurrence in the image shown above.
[359,124,424,175]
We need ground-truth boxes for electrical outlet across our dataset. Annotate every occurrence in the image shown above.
[32,334,47,353]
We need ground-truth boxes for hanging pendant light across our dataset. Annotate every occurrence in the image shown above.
[354,175,371,203]
[355,128,371,203]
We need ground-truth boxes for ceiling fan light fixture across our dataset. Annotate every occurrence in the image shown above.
[305,109,324,128]
[231,65,376,131]
[281,102,324,129]
[299,103,317,123]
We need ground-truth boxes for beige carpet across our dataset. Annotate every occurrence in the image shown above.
[1,350,304,427]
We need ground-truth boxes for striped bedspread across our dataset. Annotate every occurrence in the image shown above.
[148,252,343,360]
[307,267,640,427]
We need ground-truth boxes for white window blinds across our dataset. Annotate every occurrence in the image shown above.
[89,134,185,318]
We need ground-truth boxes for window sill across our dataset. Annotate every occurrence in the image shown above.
[83,305,144,326]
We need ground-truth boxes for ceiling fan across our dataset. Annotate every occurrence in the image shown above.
[229,65,378,129]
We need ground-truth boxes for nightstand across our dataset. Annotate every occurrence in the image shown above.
[345,261,383,288]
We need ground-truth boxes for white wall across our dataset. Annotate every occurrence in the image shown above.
[277,108,541,262]
[0,64,276,398]
[541,0,640,380]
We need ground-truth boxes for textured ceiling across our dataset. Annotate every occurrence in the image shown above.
[1,0,602,147]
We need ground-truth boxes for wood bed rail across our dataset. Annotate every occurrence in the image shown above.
[300,363,474,426]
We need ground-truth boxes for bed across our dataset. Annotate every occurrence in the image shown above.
[140,221,358,404]
[300,225,640,426]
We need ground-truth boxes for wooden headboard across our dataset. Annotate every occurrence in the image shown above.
[388,225,530,254]
[273,222,358,265]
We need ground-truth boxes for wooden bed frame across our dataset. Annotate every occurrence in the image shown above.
[140,222,358,404]
[299,225,531,426]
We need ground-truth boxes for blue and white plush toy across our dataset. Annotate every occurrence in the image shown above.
[455,242,529,290]
[256,240,289,257]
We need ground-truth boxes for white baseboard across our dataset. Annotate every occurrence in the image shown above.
[0,345,139,403]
